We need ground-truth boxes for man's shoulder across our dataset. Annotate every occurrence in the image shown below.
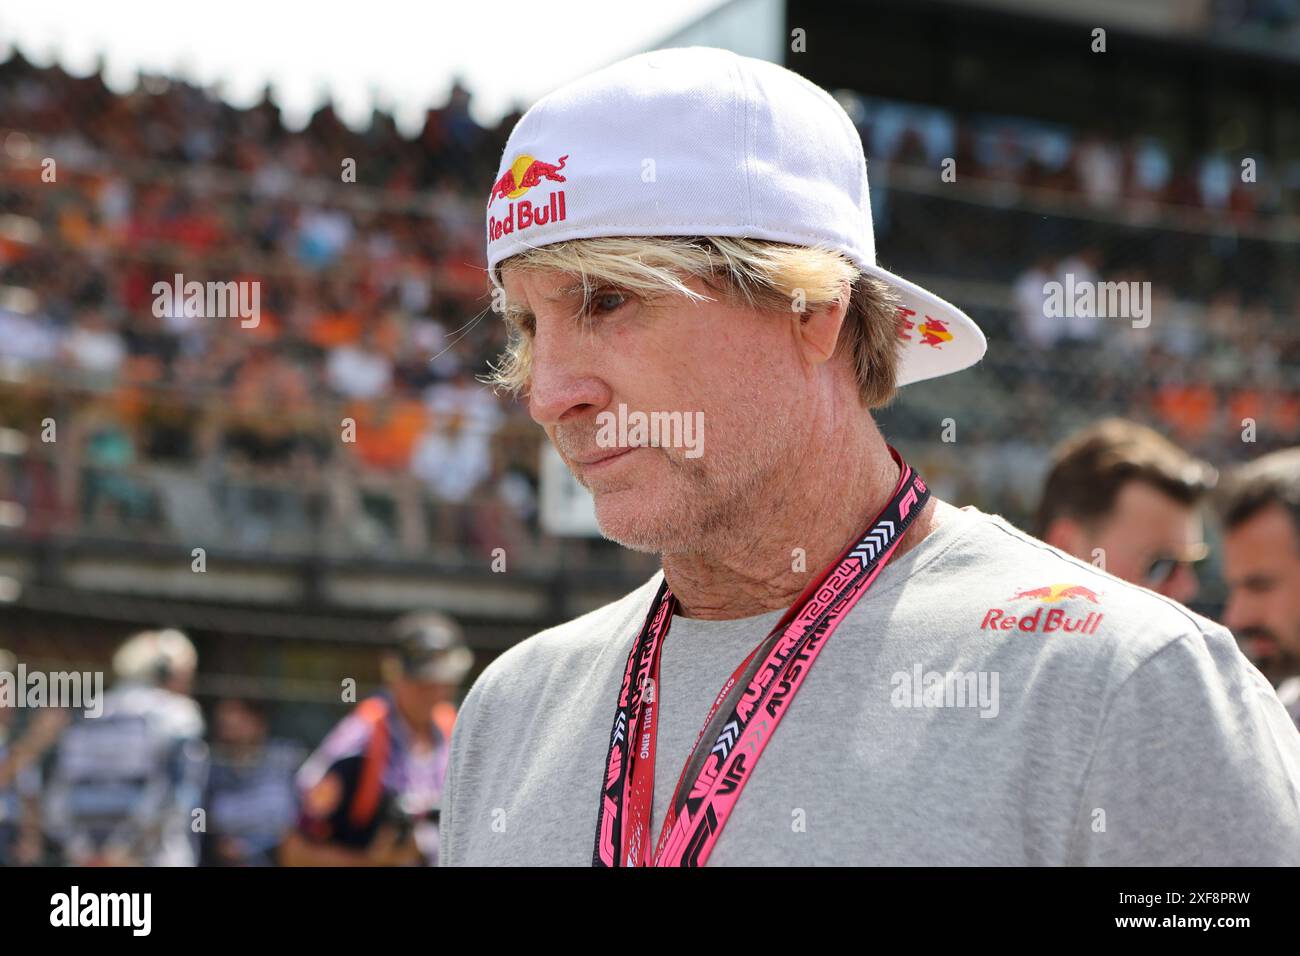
[942,506,1231,661]
[460,570,663,714]
[108,684,205,739]
[933,508,1279,785]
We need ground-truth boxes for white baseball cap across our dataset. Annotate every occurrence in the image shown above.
[485,46,986,386]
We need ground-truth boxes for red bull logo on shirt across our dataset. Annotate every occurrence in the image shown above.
[1009,584,1101,604]
[980,583,1104,634]
[487,153,569,241]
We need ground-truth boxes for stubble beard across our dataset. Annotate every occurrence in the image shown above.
[588,423,792,558]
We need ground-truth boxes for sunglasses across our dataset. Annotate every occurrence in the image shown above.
[1144,543,1210,588]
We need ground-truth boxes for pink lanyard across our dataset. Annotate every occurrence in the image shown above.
[593,447,930,866]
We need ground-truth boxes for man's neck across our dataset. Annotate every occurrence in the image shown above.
[661,428,942,621]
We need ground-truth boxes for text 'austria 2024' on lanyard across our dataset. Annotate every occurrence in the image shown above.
[592,446,931,867]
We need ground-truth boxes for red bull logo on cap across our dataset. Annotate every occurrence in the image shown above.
[897,308,953,349]
[487,153,569,242]
[980,583,1104,635]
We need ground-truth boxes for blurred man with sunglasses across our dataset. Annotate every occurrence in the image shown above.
[1034,418,1216,603]
[1218,448,1300,729]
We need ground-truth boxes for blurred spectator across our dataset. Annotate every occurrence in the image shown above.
[1198,154,1236,210]
[1074,134,1123,209]
[61,308,126,385]
[42,629,207,865]
[0,306,59,372]
[1129,136,1172,201]
[1012,252,1061,350]
[411,411,491,505]
[346,396,426,472]
[1055,247,1104,345]
[0,648,69,866]
[295,206,354,270]
[327,325,394,400]
[424,368,503,435]
[73,401,154,530]
[201,697,305,866]
[1033,418,1217,604]
[1218,447,1300,728]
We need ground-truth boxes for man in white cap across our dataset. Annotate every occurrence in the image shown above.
[441,47,1300,866]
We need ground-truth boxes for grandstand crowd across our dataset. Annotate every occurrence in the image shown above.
[0,51,1297,563]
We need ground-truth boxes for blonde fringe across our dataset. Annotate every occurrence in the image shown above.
[482,236,902,408]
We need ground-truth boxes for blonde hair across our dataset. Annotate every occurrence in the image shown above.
[485,236,902,408]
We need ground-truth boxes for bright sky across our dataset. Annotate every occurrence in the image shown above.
[0,0,727,133]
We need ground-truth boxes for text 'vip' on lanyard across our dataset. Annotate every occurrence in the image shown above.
[592,447,930,866]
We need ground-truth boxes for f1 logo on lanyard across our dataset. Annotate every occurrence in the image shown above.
[592,446,930,866]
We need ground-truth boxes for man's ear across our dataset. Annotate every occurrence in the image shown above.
[794,280,850,365]
[1042,517,1085,557]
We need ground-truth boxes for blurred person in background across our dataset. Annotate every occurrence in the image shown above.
[410,409,492,547]
[60,307,127,388]
[1033,418,1216,603]
[200,697,305,866]
[326,322,393,400]
[1218,448,1300,728]
[280,611,471,867]
[1054,246,1104,347]
[43,628,207,866]
[0,648,69,865]
[1012,251,1062,352]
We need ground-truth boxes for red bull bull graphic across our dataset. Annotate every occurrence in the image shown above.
[917,317,952,347]
[488,153,568,205]
[980,583,1105,634]
[487,153,569,242]
[1009,584,1101,604]
[897,308,953,348]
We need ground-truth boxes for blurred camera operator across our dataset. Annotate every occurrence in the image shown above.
[280,611,471,866]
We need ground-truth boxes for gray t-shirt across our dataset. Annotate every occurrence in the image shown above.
[440,505,1300,865]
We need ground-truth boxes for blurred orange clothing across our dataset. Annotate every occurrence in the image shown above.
[346,399,427,471]
[1154,383,1215,442]
[309,312,363,348]
[1273,393,1300,434]
[1229,389,1264,430]
[1233,388,1300,436]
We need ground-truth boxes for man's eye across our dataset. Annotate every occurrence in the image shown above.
[585,290,627,317]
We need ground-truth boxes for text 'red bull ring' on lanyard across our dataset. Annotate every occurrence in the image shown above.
[592,445,930,866]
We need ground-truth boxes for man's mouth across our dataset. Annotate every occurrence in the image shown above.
[1247,634,1278,660]
[573,447,640,471]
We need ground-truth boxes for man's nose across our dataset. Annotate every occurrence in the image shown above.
[526,322,612,426]
[1222,589,1254,634]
